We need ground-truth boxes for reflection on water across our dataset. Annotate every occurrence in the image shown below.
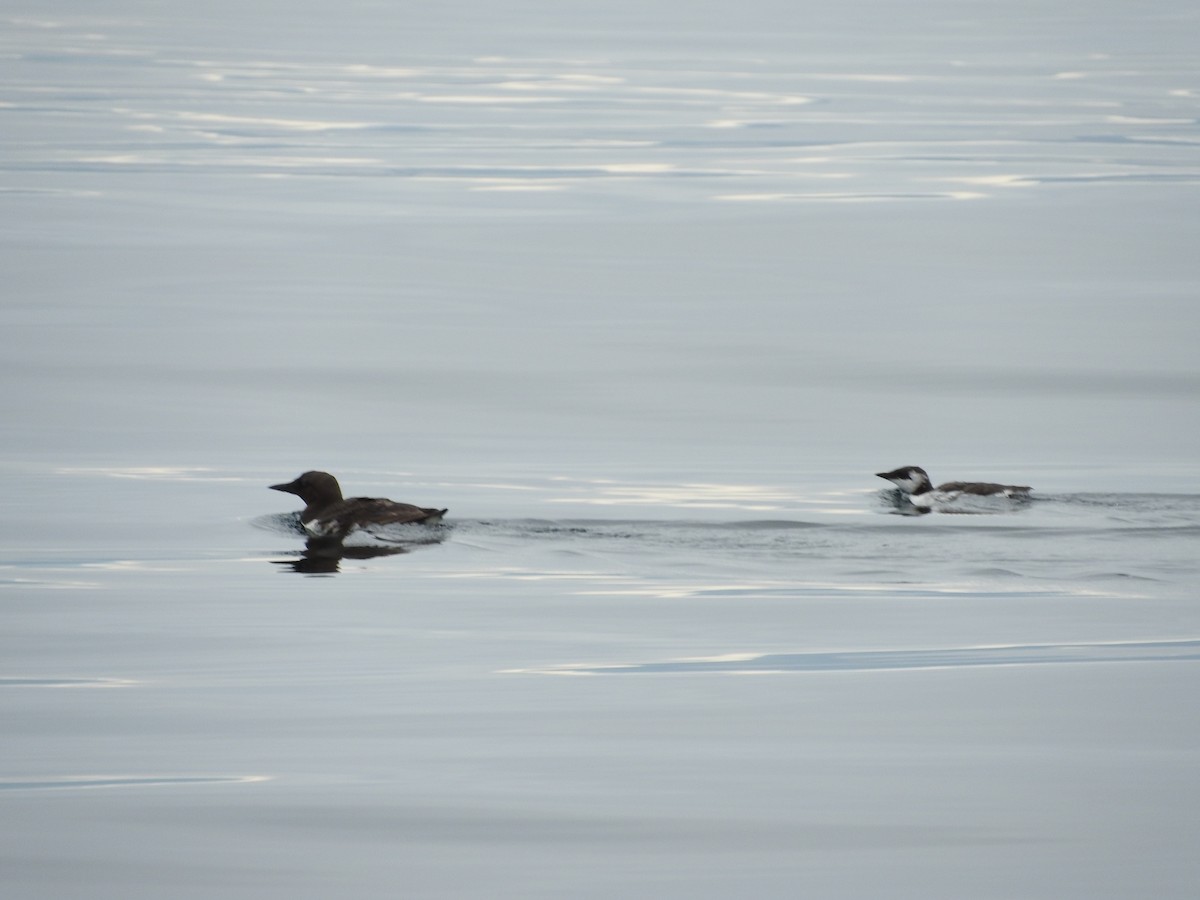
[506,639,1200,676]
[7,22,1198,210]
[56,466,246,482]
[545,479,811,511]
[0,677,138,688]
[876,487,1037,516]
[258,513,451,575]
[0,775,270,792]
[271,536,417,575]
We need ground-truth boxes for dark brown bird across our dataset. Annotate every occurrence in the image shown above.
[270,471,446,538]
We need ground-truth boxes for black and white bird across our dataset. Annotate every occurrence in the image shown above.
[875,465,1031,508]
[270,471,447,538]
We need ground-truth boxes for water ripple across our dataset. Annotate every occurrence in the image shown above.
[0,775,269,792]
[507,639,1200,676]
[0,677,137,688]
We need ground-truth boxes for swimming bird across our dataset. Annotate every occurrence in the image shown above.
[875,465,1031,507]
[270,471,447,538]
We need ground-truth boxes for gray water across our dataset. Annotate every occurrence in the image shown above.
[3,2,1200,898]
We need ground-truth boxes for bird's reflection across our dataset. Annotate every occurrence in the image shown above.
[878,489,932,516]
[271,531,444,575]
[878,488,1032,516]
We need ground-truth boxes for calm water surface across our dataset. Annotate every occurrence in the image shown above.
[2,2,1199,898]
